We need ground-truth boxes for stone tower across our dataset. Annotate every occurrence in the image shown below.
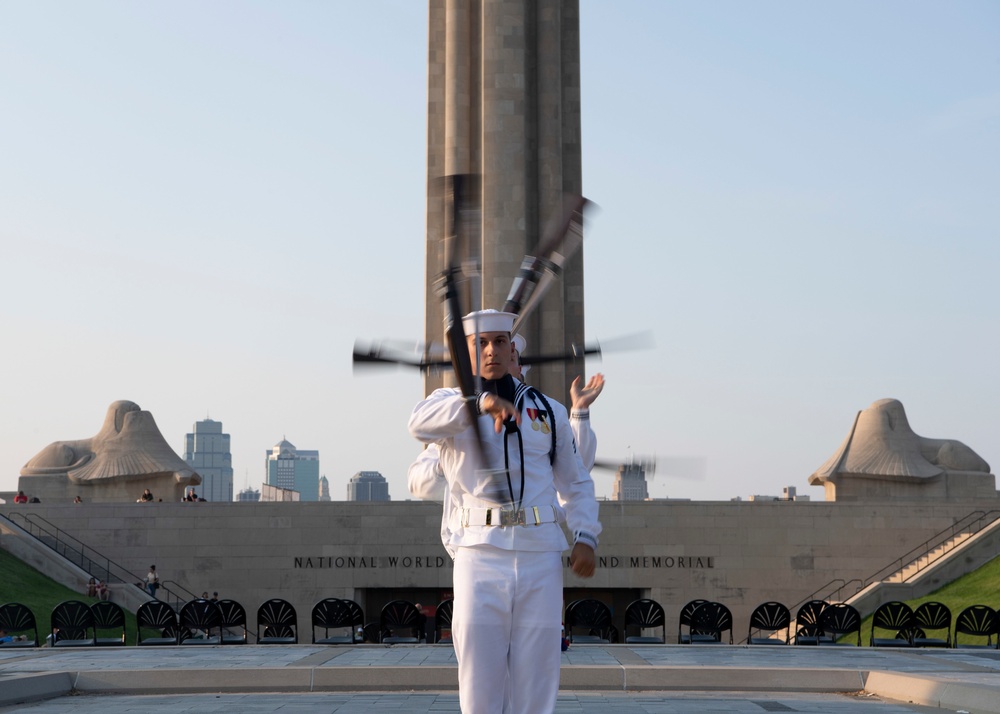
[424,0,585,404]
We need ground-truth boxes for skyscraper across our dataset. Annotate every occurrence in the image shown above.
[319,475,331,502]
[183,418,234,502]
[611,461,649,502]
[265,439,320,502]
[237,486,260,502]
[346,471,390,502]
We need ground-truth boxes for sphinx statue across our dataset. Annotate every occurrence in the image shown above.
[18,400,201,503]
[809,398,994,501]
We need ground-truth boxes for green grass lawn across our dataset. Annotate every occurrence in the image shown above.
[0,549,139,644]
[856,553,1000,647]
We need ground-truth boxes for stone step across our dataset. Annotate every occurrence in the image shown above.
[888,531,977,583]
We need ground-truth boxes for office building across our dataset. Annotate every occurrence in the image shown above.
[261,483,300,502]
[183,418,234,502]
[611,461,649,502]
[237,487,260,503]
[265,439,319,502]
[347,471,390,502]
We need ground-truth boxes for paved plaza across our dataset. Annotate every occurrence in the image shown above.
[0,691,953,713]
[2,644,999,713]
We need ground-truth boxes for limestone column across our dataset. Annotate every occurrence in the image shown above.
[424,0,584,404]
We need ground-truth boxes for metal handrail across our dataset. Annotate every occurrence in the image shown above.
[4,511,194,608]
[780,509,1000,636]
[862,509,1000,587]
[6,511,120,583]
[751,510,1000,645]
[787,578,864,617]
[737,580,859,645]
[789,579,845,613]
[789,509,1000,613]
[159,579,200,611]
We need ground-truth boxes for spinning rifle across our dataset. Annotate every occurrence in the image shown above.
[438,174,484,450]
[352,341,604,373]
[354,187,602,374]
[503,195,589,336]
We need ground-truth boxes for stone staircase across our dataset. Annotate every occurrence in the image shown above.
[842,512,1000,618]
[886,530,974,583]
[780,510,1000,639]
[0,513,152,614]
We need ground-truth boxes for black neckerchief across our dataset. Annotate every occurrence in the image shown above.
[480,374,516,404]
[478,373,524,511]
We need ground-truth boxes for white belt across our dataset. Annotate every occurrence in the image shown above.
[461,506,558,527]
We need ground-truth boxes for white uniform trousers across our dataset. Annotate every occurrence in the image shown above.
[452,545,563,714]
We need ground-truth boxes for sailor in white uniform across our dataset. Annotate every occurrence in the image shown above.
[408,309,601,714]
[408,333,605,555]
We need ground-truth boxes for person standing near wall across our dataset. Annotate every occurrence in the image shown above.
[144,565,159,597]
[409,309,601,714]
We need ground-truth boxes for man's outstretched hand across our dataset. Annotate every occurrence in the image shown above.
[571,373,605,411]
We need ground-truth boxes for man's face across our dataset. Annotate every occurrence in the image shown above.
[509,345,522,380]
[468,331,511,380]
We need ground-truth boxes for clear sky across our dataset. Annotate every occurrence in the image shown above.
[2,1,997,503]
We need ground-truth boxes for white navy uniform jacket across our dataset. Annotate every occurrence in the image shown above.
[408,381,601,556]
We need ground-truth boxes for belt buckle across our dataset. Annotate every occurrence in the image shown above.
[500,509,525,527]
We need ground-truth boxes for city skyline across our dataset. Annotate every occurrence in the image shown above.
[2,2,997,505]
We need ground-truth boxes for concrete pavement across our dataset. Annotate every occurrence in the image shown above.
[2,643,999,713]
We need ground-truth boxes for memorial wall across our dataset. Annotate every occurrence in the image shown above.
[8,498,992,641]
